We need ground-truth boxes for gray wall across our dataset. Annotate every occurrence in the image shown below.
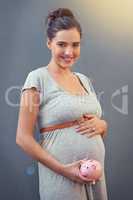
[0,0,132,199]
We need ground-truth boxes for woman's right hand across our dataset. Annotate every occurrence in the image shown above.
[61,159,95,184]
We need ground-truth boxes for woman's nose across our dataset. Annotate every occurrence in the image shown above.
[64,47,73,56]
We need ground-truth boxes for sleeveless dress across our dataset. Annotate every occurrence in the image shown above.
[21,66,108,200]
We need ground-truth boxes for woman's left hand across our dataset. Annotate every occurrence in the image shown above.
[75,114,108,138]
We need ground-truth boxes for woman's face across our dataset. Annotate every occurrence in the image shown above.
[47,28,81,69]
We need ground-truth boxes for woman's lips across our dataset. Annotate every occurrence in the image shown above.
[60,56,75,62]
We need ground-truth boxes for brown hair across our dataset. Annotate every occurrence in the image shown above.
[45,8,82,40]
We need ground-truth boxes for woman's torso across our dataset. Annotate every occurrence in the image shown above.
[36,66,105,164]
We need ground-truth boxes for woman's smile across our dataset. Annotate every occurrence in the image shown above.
[60,55,75,63]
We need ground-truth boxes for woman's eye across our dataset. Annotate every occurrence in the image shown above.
[73,43,80,47]
[57,43,80,48]
[58,43,65,47]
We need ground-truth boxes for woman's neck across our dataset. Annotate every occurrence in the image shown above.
[47,60,73,77]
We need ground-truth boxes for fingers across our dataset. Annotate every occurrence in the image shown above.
[78,128,99,137]
[75,126,89,133]
[83,114,95,120]
[73,159,88,168]
[76,120,95,129]
[76,126,97,135]
[78,172,96,185]
[86,132,99,138]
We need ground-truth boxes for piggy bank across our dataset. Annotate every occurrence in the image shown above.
[80,159,102,181]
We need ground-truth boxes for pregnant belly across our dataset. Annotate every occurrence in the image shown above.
[41,127,105,165]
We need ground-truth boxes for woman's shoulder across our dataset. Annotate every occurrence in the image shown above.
[28,65,47,77]
[24,65,49,84]
[21,65,48,92]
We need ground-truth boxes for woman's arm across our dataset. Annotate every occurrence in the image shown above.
[16,89,99,184]
[16,88,64,174]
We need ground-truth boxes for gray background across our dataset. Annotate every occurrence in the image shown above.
[0,0,132,199]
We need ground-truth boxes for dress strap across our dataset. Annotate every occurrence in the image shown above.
[74,73,89,94]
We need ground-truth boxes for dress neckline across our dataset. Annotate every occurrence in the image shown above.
[45,66,90,97]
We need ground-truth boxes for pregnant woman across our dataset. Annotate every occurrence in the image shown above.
[16,8,108,200]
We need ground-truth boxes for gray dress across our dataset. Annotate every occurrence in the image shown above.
[22,66,108,200]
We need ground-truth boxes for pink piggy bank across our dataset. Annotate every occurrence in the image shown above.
[80,159,102,181]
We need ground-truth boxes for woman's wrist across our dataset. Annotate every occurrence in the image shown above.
[59,164,68,176]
